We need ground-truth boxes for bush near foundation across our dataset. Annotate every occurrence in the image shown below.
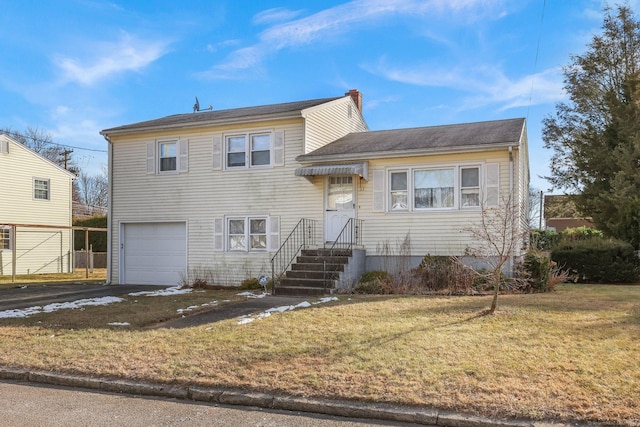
[551,238,639,283]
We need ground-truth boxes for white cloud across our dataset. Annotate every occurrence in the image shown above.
[202,0,506,79]
[54,32,170,86]
[206,39,241,53]
[252,7,303,25]
[365,58,566,111]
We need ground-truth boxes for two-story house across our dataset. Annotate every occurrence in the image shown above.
[101,90,529,293]
[0,134,75,276]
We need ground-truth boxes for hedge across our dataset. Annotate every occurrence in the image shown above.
[551,238,638,283]
[73,216,107,252]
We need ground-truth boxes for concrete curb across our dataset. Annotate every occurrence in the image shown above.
[0,366,579,427]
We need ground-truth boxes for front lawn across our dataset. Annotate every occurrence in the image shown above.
[0,284,638,425]
[0,269,107,288]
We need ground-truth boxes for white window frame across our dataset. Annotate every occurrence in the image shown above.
[389,170,409,211]
[158,140,178,173]
[226,216,269,252]
[386,164,484,212]
[224,131,273,170]
[0,226,11,251]
[413,167,456,211]
[33,178,50,200]
[460,166,481,209]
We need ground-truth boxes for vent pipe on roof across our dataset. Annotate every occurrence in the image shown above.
[345,89,362,113]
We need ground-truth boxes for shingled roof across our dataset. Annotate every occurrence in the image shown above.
[101,97,342,135]
[297,117,525,162]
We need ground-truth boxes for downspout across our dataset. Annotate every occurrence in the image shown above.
[103,134,113,285]
[509,146,515,275]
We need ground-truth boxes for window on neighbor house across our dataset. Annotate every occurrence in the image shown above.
[159,141,177,172]
[227,217,268,251]
[0,227,11,250]
[34,178,50,200]
[226,133,271,168]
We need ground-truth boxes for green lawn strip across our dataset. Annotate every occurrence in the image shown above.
[0,285,638,425]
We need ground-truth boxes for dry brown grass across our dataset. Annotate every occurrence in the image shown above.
[0,284,639,425]
[0,269,107,287]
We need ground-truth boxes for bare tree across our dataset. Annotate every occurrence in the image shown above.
[1,126,78,174]
[464,195,525,314]
[75,168,108,214]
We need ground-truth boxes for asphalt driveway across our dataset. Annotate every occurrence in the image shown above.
[0,283,169,312]
[0,283,309,328]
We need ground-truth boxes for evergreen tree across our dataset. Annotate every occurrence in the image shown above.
[543,5,640,248]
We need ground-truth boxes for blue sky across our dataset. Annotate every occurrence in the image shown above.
[0,1,629,192]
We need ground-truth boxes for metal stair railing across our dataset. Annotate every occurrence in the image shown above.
[323,218,363,292]
[271,218,317,293]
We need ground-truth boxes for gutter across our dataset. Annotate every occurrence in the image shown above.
[102,134,113,285]
[296,142,520,163]
[100,111,304,137]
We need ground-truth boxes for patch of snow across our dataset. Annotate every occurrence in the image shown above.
[236,291,267,299]
[108,322,130,326]
[314,296,338,304]
[237,316,255,325]
[236,296,337,325]
[177,301,217,314]
[0,296,125,319]
[128,286,192,297]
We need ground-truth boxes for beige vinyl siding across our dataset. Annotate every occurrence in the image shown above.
[303,97,368,153]
[518,129,530,234]
[0,228,72,275]
[0,137,73,275]
[110,119,324,285]
[358,151,512,257]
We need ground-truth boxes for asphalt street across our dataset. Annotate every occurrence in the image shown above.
[0,381,415,427]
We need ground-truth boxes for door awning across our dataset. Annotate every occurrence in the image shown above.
[295,162,368,180]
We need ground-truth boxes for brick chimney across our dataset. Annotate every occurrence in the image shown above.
[346,89,362,113]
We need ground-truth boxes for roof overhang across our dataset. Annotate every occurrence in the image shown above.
[295,162,369,181]
[296,142,520,163]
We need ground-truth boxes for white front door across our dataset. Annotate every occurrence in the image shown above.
[325,176,355,242]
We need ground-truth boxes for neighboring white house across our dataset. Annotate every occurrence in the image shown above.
[0,134,75,275]
[101,90,529,292]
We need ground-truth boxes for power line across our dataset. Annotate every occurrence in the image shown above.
[526,0,547,121]
[1,130,108,153]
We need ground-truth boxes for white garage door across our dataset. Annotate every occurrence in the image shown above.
[122,222,187,286]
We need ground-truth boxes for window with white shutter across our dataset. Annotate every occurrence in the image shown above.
[178,139,188,173]
[372,170,385,212]
[212,135,222,170]
[485,163,500,207]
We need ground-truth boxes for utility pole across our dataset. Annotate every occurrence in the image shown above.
[539,190,544,230]
[61,149,73,170]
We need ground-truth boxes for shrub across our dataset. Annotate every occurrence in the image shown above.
[530,229,560,251]
[354,271,390,294]
[561,226,603,242]
[551,238,639,283]
[521,250,552,292]
[178,266,215,289]
[414,255,475,295]
[240,277,262,290]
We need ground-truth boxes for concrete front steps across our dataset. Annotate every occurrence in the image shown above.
[274,248,352,296]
